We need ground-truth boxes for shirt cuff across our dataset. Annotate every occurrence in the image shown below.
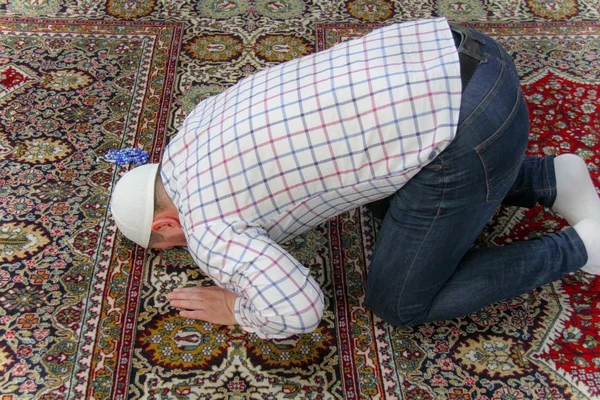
[233,295,254,332]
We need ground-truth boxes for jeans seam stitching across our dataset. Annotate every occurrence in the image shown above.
[544,155,558,205]
[456,53,506,134]
[475,88,523,152]
[476,89,524,202]
[565,228,586,266]
[395,156,447,323]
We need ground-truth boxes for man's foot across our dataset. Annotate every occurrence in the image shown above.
[553,154,600,225]
[574,218,600,275]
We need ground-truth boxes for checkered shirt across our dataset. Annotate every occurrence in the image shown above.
[161,17,462,339]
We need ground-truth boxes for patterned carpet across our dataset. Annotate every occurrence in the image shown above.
[0,1,599,399]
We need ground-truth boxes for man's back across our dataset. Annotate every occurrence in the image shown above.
[161,17,461,243]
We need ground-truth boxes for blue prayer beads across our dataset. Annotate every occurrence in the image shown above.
[103,148,149,165]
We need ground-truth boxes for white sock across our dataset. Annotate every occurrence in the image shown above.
[574,218,600,275]
[553,154,600,226]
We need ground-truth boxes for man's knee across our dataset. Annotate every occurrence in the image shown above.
[365,288,429,328]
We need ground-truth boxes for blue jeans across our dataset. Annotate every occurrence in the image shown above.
[365,28,588,327]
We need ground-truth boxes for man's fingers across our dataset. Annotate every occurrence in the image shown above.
[169,286,205,295]
[167,285,223,299]
[170,299,207,310]
[167,287,211,301]
[167,292,202,301]
[180,310,209,320]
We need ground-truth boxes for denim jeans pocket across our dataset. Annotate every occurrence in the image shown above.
[475,90,529,202]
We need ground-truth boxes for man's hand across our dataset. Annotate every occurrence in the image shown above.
[167,285,238,326]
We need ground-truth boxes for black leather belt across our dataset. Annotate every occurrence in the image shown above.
[450,24,482,91]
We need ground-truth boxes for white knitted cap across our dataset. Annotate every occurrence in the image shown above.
[110,163,160,248]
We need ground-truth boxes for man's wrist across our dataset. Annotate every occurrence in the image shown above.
[225,291,237,319]
[232,295,244,326]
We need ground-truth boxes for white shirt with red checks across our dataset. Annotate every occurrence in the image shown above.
[161,17,462,338]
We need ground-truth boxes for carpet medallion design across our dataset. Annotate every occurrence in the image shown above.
[0,16,182,399]
[0,1,599,399]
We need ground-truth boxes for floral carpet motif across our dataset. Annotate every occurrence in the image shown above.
[0,1,599,399]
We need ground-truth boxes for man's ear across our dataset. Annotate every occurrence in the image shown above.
[151,217,181,232]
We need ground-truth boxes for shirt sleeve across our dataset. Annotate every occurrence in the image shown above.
[186,221,324,339]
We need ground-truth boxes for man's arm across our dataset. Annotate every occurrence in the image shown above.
[171,221,324,339]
